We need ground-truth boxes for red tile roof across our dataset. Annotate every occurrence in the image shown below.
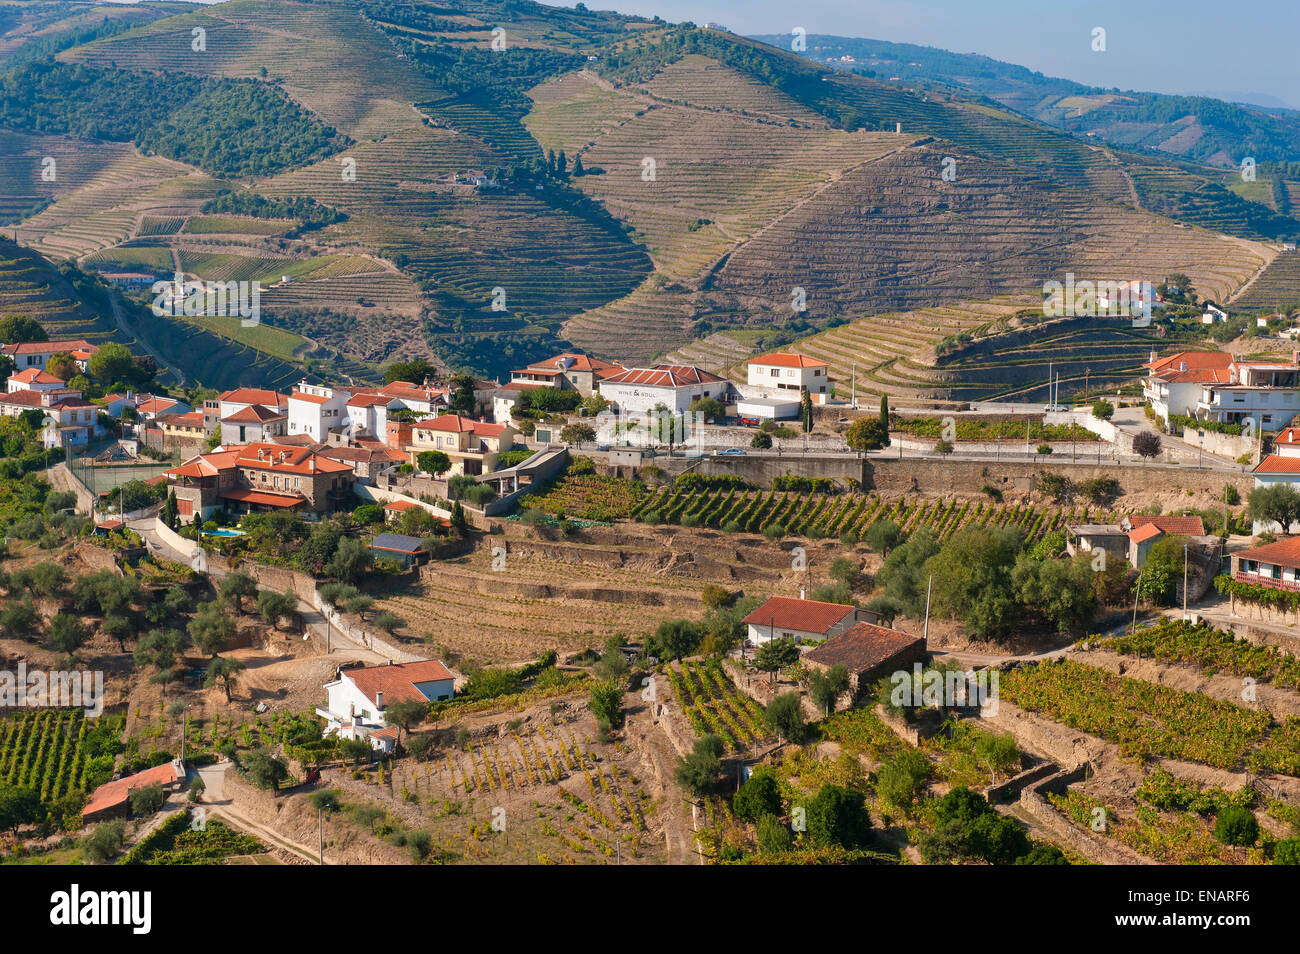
[219,387,287,406]
[82,760,183,818]
[741,596,856,635]
[524,352,622,374]
[412,414,507,437]
[1127,515,1206,536]
[1,339,95,356]
[383,499,418,511]
[1255,454,1300,475]
[0,390,44,407]
[748,352,829,369]
[1128,523,1163,544]
[601,365,725,388]
[290,391,332,405]
[231,442,353,475]
[344,660,456,707]
[1237,535,1300,569]
[162,411,205,428]
[219,488,307,508]
[804,622,923,675]
[9,368,64,385]
[222,404,285,424]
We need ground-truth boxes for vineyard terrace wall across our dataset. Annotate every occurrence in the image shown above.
[646,454,1255,498]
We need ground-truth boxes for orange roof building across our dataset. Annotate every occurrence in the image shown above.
[741,596,860,645]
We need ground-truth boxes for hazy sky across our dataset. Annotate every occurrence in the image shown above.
[591,0,1300,108]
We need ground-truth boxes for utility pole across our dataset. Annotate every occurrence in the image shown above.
[319,808,324,865]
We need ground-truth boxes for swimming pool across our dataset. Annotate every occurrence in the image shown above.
[202,528,246,538]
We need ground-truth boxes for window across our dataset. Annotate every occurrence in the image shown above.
[770,368,779,377]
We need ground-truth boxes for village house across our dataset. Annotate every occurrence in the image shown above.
[205,387,289,442]
[134,394,191,422]
[287,382,351,441]
[407,414,515,476]
[1229,536,1300,593]
[741,595,867,646]
[0,338,98,372]
[597,364,732,417]
[804,622,927,706]
[164,441,355,524]
[1143,350,1300,431]
[81,759,186,823]
[509,352,623,397]
[745,352,831,404]
[7,368,66,393]
[318,659,456,753]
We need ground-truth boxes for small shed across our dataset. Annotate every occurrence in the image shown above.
[368,532,426,568]
[736,397,800,421]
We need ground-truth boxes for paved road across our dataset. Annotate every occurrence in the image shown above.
[107,288,183,386]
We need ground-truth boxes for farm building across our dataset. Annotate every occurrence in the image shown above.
[742,595,866,645]
[803,622,927,706]
[318,659,456,752]
[368,532,426,567]
[597,365,733,417]
[81,759,186,823]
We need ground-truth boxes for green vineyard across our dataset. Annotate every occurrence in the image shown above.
[0,710,125,804]
[668,659,772,753]
[625,487,1112,543]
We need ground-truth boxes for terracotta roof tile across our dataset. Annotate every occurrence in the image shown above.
[741,596,856,635]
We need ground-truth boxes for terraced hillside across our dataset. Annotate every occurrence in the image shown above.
[0,236,116,342]
[0,2,1280,381]
[784,301,1179,403]
[1230,251,1300,312]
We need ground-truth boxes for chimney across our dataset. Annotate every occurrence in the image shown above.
[1179,361,1186,372]
[1149,350,1157,364]
[309,455,316,472]
[349,702,355,719]
[799,588,806,600]
[375,691,384,709]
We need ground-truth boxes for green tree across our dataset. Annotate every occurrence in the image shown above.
[875,748,933,815]
[48,612,90,655]
[86,341,135,385]
[808,664,851,716]
[416,450,451,476]
[753,637,799,683]
[189,601,236,656]
[800,389,813,432]
[0,782,41,833]
[242,749,288,792]
[879,394,889,429]
[1091,399,1114,420]
[845,417,890,451]
[383,700,428,749]
[1214,805,1260,846]
[806,784,871,849]
[129,782,166,817]
[81,820,126,864]
[651,618,700,661]
[560,422,596,445]
[205,656,245,703]
[673,734,724,795]
[750,431,772,449]
[327,536,373,584]
[689,397,724,423]
[765,691,805,742]
[0,314,48,344]
[219,570,258,614]
[257,590,298,631]
[925,526,1023,640]
[589,680,625,729]
[1249,483,1300,534]
[757,813,792,853]
[733,769,782,822]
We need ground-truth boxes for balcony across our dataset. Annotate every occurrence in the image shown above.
[1234,570,1300,592]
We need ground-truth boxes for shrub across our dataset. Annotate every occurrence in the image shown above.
[733,770,782,822]
[761,523,786,541]
[1214,806,1260,846]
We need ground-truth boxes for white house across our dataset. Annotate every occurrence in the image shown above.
[345,392,401,440]
[1143,351,1234,424]
[1202,305,1228,324]
[741,595,862,646]
[0,339,97,372]
[288,381,351,441]
[318,659,456,752]
[745,352,831,404]
[1252,454,1300,532]
[7,368,67,393]
[1194,357,1300,431]
[597,364,731,417]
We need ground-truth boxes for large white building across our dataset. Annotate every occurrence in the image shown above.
[597,365,731,417]
[287,381,350,441]
[318,659,456,753]
[1143,350,1300,432]
[745,352,831,404]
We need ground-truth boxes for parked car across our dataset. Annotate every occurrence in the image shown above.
[716,448,746,456]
